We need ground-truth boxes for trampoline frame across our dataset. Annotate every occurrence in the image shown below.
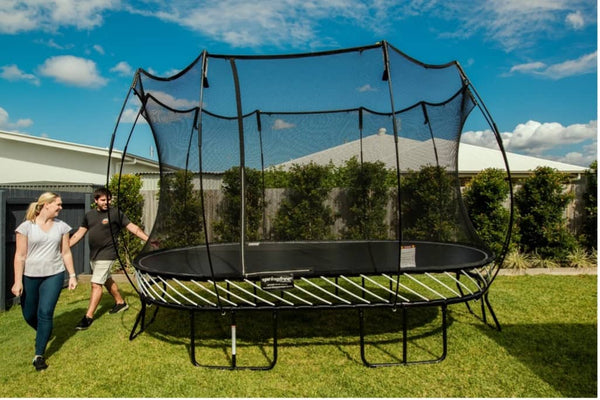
[126,260,500,369]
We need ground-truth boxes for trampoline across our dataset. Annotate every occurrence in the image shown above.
[136,241,493,279]
[108,41,513,369]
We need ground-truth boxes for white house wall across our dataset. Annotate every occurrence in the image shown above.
[0,131,159,185]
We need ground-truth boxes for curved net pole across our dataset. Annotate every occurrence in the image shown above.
[228,57,247,276]
[106,98,150,299]
[380,41,403,310]
[358,108,364,165]
[197,51,224,313]
[456,63,514,283]
[105,72,144,294]
[106,72,138,186]
[256,111,268,239]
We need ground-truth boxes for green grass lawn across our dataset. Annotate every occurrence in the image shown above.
[0,274,596,398]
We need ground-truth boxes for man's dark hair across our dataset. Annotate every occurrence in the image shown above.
[93,187,112,200]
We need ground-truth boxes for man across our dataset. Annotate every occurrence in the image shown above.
[70,187,149,330]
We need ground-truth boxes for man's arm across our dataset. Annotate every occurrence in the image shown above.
[125,223,149,242]
[69,226,88,247]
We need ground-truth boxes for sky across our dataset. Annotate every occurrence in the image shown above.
[0,0,597,167]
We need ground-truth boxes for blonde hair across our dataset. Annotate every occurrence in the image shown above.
[25,192,60,222]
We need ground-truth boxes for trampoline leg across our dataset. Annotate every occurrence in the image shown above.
[484,293,501,331]
[129,300,147,340]
[190,310,198,366]
[359,305,448,367]
[231,313,237,369]
[190,310,278,370]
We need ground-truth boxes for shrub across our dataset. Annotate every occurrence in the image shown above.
[463,168,512,256]
[273,162,335,240]
[400,165,458,241]
[566,247,595,269]
[337,157,390,240]
[580,161,597,250]
[503,249,532,270]
[156,170,204,248]
[514,166,577,259]
[530,251,560,269]
[213,167,265,242]
[108,173,145,269]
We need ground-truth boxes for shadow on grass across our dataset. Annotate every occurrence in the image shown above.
[128,304,454,367]
[45,299,112,359]
[478,322,597,398]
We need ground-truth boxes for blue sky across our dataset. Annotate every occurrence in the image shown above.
[0,0,597,167]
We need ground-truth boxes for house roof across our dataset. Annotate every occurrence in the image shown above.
[274,131,587,177]
[0,130,158,168]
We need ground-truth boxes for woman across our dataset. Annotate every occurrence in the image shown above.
[11,192,78,371]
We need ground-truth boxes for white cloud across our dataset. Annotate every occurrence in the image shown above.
[110,61,134,77]
[541,51,597,79]
[1,64,40,85]
[128,0,380,49]
[509,51,596,79]
[0,106,34,130]
[93,44,105,55]
[440,0,596,51]
[566,10,584,29]
[358,84,377,92]
[0,0,119,34]
[273,118,295,130]
[462,119,597,166]
[120,107,147,124]
[34,38,73,50]
[38,55,108,88]
[149,91,198,110]
[510,62,546,74]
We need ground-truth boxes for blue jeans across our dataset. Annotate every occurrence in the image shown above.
[21,272,64,356]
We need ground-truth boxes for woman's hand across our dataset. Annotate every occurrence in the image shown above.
[11,282,23,297]
[68,276,77,290]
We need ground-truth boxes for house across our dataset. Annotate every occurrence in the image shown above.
[0,130,160,185]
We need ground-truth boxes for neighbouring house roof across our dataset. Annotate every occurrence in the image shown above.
[273,132,587,178]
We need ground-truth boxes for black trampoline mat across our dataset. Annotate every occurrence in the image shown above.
[135,240,494,280]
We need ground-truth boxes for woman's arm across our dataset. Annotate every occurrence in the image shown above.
[61,233,78,290]
[11,233,27,297]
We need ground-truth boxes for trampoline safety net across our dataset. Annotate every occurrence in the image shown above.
[109,40,511,306]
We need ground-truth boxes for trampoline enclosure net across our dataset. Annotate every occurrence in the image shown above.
[119,42,500,277]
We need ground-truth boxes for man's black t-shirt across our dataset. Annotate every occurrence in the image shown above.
[82,207,131,260]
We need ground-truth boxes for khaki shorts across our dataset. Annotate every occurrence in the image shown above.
[90,260,117,285]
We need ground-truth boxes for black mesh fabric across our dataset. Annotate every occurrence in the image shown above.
[116,42,505,279]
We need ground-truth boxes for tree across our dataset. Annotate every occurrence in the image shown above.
[213,167,265,242]
[108,174,145,267]
[463,168,512,256]
[273,162,335,240]
[514,166,576,259]
[580,160,597,250]
[400,165,458,242]
[156,170,204,248]
[338,157,390,240]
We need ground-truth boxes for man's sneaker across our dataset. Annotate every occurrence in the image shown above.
[32,355,48,371]
[109,302,129,314]
[76,316,93,330]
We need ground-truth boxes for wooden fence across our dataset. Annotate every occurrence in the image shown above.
[140,180,588,242]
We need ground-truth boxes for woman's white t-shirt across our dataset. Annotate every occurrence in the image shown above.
[15,219,72,277]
